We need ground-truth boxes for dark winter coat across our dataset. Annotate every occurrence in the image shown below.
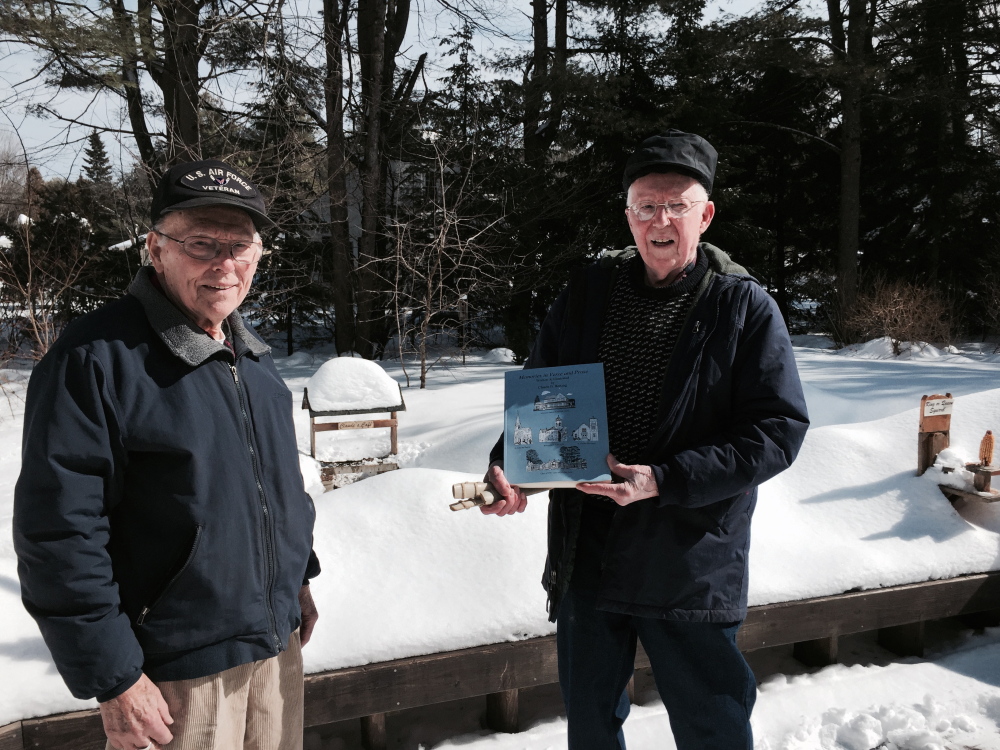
[13,267,320,702]
[491,244,809,622]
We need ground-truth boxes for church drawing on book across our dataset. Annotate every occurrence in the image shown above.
[513,414,533,446]
[572,418,599,442]
[539,415,568,443]
[534,392,576,411]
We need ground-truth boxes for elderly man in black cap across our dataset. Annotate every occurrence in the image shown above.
[14,159,320,750]
[482,131,809,749]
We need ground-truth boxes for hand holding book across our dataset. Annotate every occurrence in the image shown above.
[577,454,659,506]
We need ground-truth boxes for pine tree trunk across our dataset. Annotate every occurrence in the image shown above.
[356,0,388,358]
[837,81,862,315]
[324,0,356,355]
[828,0,871,317]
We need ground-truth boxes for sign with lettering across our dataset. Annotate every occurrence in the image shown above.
[923,397,954,417]
[340,420,375,430]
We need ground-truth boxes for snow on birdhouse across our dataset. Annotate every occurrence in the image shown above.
[305,357,403,414]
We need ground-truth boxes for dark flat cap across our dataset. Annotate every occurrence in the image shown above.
[151,159,275,230]
[623,130,718,194]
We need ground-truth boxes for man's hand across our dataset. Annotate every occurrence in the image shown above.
[479,462,528,517]
[299,584,319,646]
[577,454,659,507]
[99,673,173,750]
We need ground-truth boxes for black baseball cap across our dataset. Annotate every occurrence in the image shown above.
[151,158,274,229]
[623,130,718,194]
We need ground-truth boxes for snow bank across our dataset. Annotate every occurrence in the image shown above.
[305,357,403,412]
[482,348,516,363]
[835,337,975,363]
[751,387,1000,605]
[303,468,552,673]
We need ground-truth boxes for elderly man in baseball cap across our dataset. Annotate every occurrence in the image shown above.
[15,158,321,750]
[481,131,809,749]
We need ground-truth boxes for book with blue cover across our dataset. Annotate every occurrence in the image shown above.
[503,364,611,488]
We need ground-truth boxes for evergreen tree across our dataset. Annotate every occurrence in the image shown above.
[82,131,113,185]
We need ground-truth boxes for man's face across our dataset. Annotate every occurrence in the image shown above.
[147,205,259,333]
[625,172,715,287]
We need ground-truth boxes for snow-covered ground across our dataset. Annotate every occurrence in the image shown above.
[5,335,1000,749]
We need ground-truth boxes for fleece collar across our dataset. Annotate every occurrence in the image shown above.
[127,266,270,367]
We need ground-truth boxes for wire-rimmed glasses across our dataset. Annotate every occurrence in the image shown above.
[627,200,705,222]
[155,231,262,264]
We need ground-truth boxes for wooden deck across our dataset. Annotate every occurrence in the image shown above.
[4,570,1000,750]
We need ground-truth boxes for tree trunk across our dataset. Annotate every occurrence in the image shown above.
[110,0,160,182]
[355,0,389,358]
[837,81,862,314]
[159,0,203,163]
[828,0,870,317]
[523,0,549,168]
[324,0,356,355]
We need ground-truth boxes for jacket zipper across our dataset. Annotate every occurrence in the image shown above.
[230,361,281,652]
[137,526,203,625]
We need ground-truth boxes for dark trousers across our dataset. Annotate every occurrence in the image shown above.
[556,586,756,750]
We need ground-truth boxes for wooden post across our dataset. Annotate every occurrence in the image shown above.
[793,635,838,667]
[917,393,953,475]
[360,713,387,750]
[973,468,993,493]
[310,417,317,459]
[390,411,398,455]
[486,689,519,733]
[878,621,925,657]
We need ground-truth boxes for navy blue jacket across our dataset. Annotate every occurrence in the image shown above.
[14,268,319,701]
[492,244,808,621]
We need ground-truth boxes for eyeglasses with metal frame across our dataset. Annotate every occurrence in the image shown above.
[155,231,263,265]
[627,199,706,222]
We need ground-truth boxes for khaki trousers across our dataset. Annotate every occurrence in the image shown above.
[107,631,304,750]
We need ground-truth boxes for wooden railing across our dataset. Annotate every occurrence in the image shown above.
[4,570,1000,750]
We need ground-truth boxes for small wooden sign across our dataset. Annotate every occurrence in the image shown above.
[919,394,953,434]
[340,420,376,430]
[918,393,953,476]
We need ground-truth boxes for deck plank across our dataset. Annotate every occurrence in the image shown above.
[303,636,559,727]
[738,571,1000,650]
[20,710,104,750]
[0,722,23,750]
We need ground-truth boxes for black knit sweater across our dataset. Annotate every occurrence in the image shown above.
[573,249,710,589]
[598,250,710,465]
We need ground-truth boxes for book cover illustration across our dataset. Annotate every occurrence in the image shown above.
[503,364,611,488]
